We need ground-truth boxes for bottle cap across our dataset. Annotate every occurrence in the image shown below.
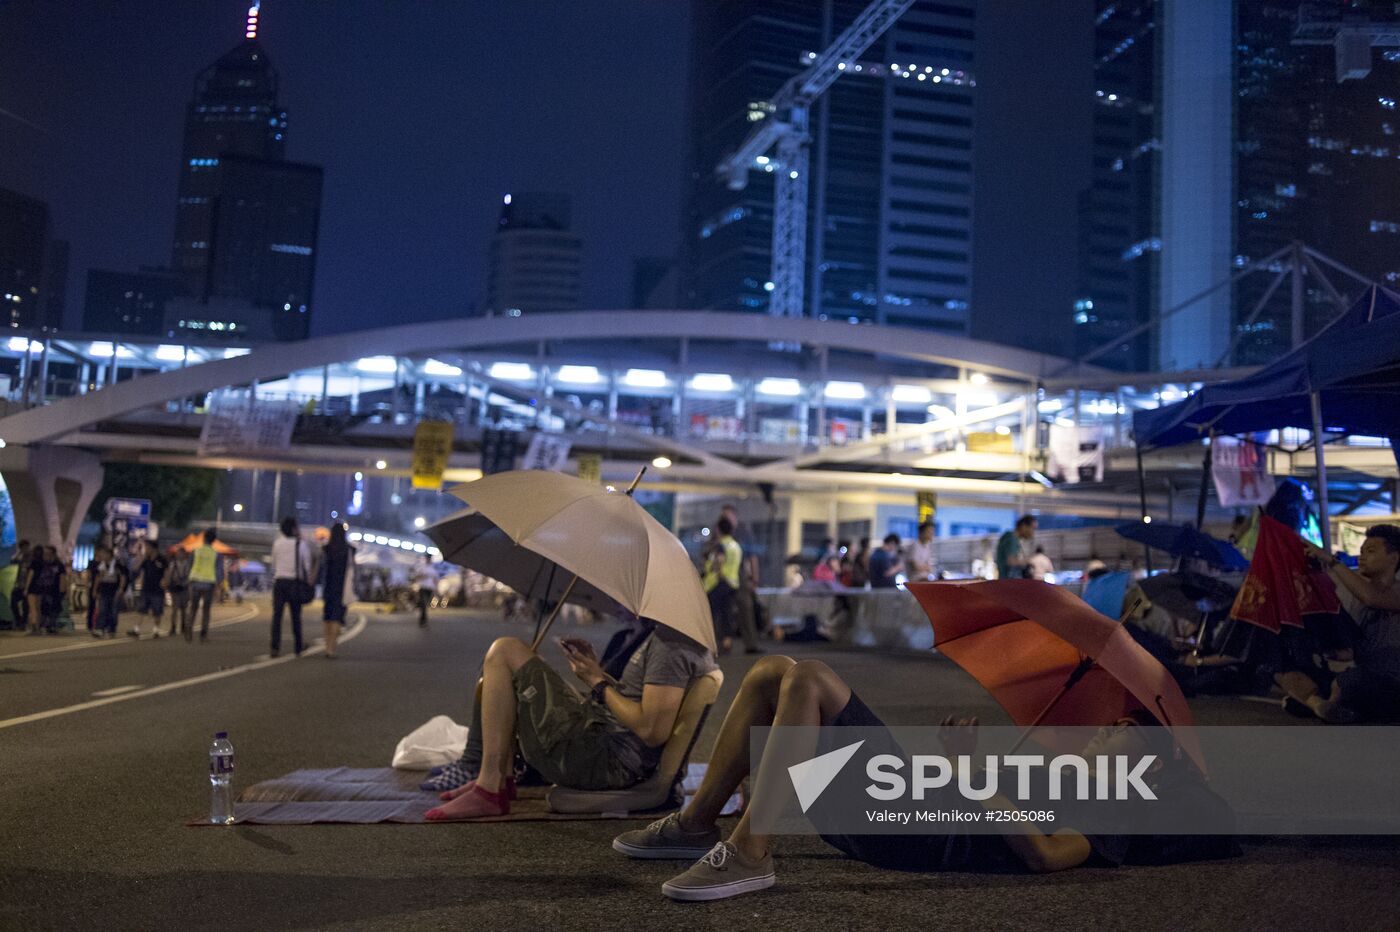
[215,731,228,739]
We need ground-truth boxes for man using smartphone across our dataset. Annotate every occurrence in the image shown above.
[425,621,717,820]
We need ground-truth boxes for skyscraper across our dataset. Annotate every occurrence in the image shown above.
[484,193,582,315]
[0,186,57,332]
[1074,0,1159,371]
[200,154,322,341]
[168,4,321,342]
[1147,1,1400,370]
[83,269,185,336]
[682,0,975,330]
[173,38,286,294]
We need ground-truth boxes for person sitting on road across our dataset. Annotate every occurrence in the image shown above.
[1278,525,1400,723]
[422,623,716,821]
[612,656,1236,902]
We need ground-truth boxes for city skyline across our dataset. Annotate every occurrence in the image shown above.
[0,0,691,336]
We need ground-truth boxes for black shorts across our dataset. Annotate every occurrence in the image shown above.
[815,692,1016,873]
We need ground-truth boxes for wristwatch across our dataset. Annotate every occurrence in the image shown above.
[590,680,611,705]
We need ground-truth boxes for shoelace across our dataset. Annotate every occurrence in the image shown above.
[700,843,731,870]
[648,813,681,835]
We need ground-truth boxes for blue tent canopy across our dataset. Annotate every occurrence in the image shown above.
[1133,286,1400,449]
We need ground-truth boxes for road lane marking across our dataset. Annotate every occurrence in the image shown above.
[90,685,145,697]
[0,613,368,731]
[0,605,260,659]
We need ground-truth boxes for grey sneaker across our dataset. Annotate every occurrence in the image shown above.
[661,841,775,902]
[613,812,721,860]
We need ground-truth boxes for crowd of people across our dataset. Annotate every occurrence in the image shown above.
[2,517,387,660]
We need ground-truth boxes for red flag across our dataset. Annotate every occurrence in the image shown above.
[1229,515,1339,633]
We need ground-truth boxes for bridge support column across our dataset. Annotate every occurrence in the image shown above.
[0,445,104,557]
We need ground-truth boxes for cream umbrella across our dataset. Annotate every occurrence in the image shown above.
[435,469,716,652]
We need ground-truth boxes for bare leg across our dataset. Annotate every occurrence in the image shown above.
[323,621,338,657]
[728,660,851,861]
[430,637,533,817]
[680,655,795,830]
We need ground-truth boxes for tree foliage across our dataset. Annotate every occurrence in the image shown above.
[87,464,222,532]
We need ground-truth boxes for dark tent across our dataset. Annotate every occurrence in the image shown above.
[1133,286,1400,450]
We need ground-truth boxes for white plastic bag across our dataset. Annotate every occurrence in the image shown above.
[391,715,469,770]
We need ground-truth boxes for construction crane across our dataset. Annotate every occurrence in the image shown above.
[716,0,916,320]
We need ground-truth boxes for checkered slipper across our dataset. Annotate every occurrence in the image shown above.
[420,759,478,792]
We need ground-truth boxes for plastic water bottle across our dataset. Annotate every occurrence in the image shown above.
[208,732,235,825]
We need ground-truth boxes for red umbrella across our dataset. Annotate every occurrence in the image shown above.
[906,579,1206,774]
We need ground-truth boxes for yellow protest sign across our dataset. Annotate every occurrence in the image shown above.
[411,421,455,489]
[576,453,602,484]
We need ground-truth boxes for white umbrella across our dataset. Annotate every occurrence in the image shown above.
[436,469,715,652]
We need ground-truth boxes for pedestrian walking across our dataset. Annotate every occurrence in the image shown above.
[187,528,223,642]
[86,546,127,638]
[9,540,31,630]
[719,504,762,653]
[412,554,435,627]
[320,523,355,658]
[164,547,192,638]
[995,515,1038,580]
[703,516,743,654]
[270,517,314,656]
[128,540,169,639]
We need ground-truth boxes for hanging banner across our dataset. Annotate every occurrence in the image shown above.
[411,421,455,490]
[480,428,520,476]
[522,433,572,472]
[198,390,299,456]
[1212,436,1276,507]
[916,491,938,526]
[1046,424,1104,484]
[576,453,602,485]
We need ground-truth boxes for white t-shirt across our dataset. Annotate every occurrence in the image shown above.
[271,536,311,580]
[905,539,936,579]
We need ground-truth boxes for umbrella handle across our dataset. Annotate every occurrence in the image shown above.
[530,575,581,651]
[1006,656,1096,755]
[625,466,647,495]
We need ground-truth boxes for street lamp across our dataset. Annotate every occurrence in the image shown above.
[232,503,244,513]
[413,516,426,529]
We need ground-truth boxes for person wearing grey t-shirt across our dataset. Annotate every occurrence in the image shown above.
[425,624,717,821]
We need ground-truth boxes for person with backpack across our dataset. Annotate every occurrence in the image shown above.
[164,547,192,639]
[86,546,127,638]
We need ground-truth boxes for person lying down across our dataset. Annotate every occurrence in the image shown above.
[611,656,1238,902]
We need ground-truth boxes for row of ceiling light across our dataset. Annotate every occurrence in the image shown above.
[349,357,996,405]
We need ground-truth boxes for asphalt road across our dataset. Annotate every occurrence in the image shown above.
[1,602,1396,931]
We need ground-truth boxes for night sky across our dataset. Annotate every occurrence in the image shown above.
[0,1,691,336]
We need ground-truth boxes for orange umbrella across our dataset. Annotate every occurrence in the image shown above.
[907,579,1205,774]
[170,533,240,559]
